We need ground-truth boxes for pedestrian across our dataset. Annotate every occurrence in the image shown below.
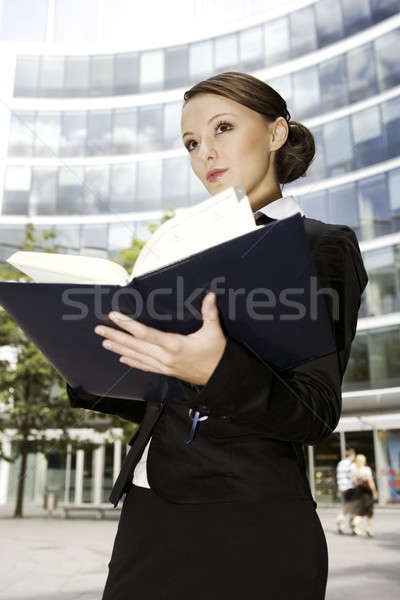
[335,447,356,534]
[347,454,378,537]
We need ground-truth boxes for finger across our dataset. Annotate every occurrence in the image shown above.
[101,338,171,374]
[108,312,181,353]
[96,324,172,365]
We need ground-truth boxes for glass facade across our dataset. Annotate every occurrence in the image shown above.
[1,0,400,508]
[11,0,400,97]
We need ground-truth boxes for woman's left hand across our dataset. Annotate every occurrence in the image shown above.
[94,292,227,386]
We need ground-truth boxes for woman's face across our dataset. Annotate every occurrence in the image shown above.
[181,93,288,211]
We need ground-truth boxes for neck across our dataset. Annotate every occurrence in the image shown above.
[249,187,283,213]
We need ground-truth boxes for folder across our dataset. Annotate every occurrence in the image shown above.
[0,212,336,404]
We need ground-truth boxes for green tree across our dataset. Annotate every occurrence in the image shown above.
[0,212,174,518]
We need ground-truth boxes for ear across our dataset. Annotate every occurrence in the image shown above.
[271,116,289,152]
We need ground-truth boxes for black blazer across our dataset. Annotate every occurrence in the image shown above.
[67,216,368,508]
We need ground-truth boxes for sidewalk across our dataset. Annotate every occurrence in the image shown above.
[0,504,399,599]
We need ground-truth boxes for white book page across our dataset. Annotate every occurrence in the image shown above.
[6,252,129,285]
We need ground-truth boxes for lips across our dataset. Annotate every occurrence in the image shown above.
[206,168,228,182]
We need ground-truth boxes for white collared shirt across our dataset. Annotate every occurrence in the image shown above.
[253,194,304,221]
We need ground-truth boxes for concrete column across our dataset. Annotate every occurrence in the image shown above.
[339,431,346,460]
[307,445,315,499]
[74,449,84,504]
[93,444,104,504]
[113,439,122,484]
[0,438,12,505]
[373,428,389,506]
[64,444,72,504]
[33,452,47,504]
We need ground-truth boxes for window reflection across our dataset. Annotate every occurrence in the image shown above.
[60,111,87,157]
[112,108,137,155]
[352,105,385,168]
[58,167,85,215]
[39,56,64,97]
[215,33,239,70]
[364,247,398,315]
[3,166,31,215]
[239,25,264,70]
[314,0,343,47]
[34,112,61,158]
[163,157,188,209]
[342,0,372,36]
[382,96,400,159]
[110,164,136,213]
[8,111,35,156]
[323,117,353,177]
[376,29,400,91]
[31,167,57,215]
[115,52,139,94]
[14,56,39,96]
[136,160,162,211]
[369,327,400,388]
[289,6,317,57]
[84,166,110,214]
[90,54,114,96]
[388,169,400,232]
[87,110,112,155]
[264,17,290,66]
[188,40,212,81]
[165,45,188,89]
[347,43,378,103]
[140,50,164,93]
[137,105,163,152]
[293,66,320,120]
[64,56,89,96]
[358,174,391,239]
[328,183,359,233]
[319,54,348,112]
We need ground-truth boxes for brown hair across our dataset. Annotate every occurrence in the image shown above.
[183,71,315,185]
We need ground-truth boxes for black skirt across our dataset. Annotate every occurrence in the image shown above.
[343,484,374,518]
[101,483,328,600]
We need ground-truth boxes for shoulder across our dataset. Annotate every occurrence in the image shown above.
[303,216,358,250]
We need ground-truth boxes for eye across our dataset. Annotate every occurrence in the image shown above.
[185,120,233,152]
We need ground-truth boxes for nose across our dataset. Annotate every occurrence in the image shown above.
[197,136,216,162]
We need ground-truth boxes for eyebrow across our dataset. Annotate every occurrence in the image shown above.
[182,112,238,140]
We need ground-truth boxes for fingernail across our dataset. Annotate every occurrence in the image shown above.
[109,312,121,320]
[95,327,104,335]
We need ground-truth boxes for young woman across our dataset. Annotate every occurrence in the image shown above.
[67,71,369,599]
[346,454,378,537]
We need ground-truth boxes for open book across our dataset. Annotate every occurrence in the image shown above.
[6,184,257,284]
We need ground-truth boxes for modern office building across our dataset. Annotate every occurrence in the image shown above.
[0,0,399,507]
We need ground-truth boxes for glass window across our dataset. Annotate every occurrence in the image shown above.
[8,111,35,156]
[358,173,391,239]
[239,25,264,70]
[135,220,155,243]
[293,66,320,120]
[57,167,85,215]
[81,224,108,250]
[114,52,139,95]
[112,108,136,155]
[2,166,31,215]
[370,0,400,23]
[388,168,400,232]
[53,0,97,44]
[341,0,372,36]
[139,50,164,93]
[319,54,348,112]
[53,225,80,250]
[136,160,162,211]
[328,183,359,231]
[369,327,400,387]
[352,105,385,169]
[289,6,317,57]
[269,75,293,118]
[323,117,353,177]
[108,222,135,257]
[346,43,378,103]
[375,29,400,91]
[364,247,398,315]
[163,101,182,149]
[34,112,61,158]
[14,56,39,96]
[298,190,328,222]
[162,156,189,209]
[314,0,344,47]
[39,56,64,97]
[137,104,163,152]
[84,166,110,214]
[110,164,136,213]
[60,111,87,157]
[306,125,325,182]
[215,33,239,70]
[189,40,213,81]
[64,56,89,96]
[90,54,114,96]
[189,165,206,205]
[30,167,57,215]
[382,96,400,159]
[165,45,188,89]
[0,0,48,42]
[342,332,369,389]
[264,17,290,66]
[86,110,112,155]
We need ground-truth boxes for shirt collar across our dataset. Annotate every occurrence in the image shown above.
[253,195,304,220]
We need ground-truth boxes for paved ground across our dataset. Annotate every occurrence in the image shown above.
[0,503,399,599]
